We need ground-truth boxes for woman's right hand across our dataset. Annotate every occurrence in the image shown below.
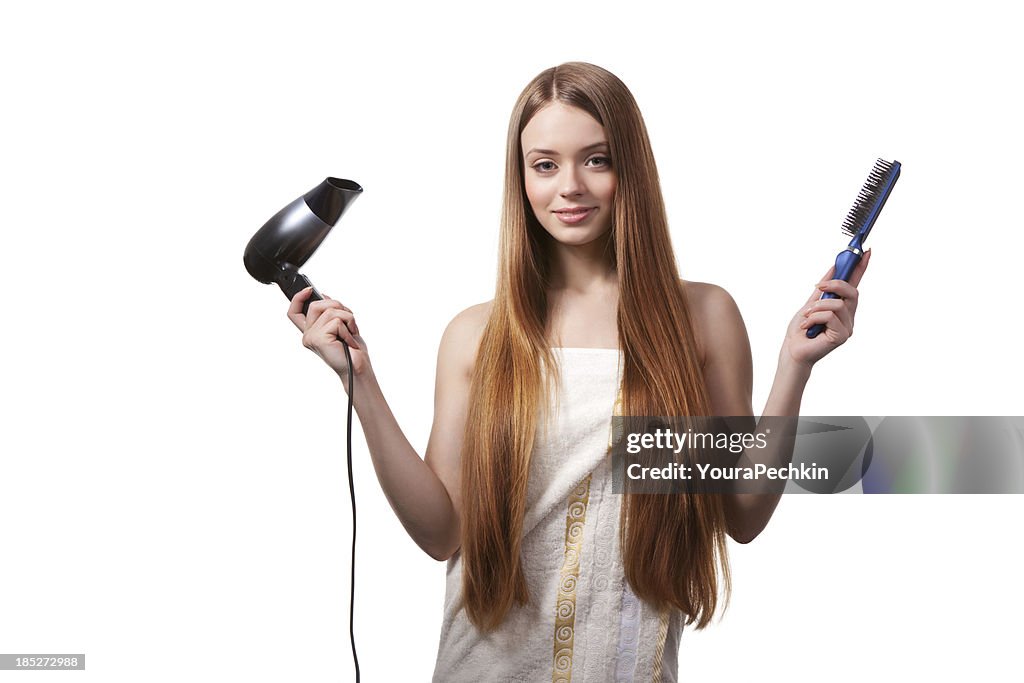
[287,286,372,380]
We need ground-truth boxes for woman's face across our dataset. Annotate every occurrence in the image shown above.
[521,102,617,248]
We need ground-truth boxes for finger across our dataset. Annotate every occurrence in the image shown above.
[826,316,850,342]
[313,309,361,348]
[816,316,850,343]
[817,279,860,307]
[311,308,355,330]
[848,248,871,288]
[804,298,853,331]
[325,296,362,335]
[324,309,359,337]
[302,315,361,353]
[287,286,315,330]
[305,298,347,331]
[798,310,850,341]
[799,309,836,329]
[326,316,361,350]
[321,294,358,333]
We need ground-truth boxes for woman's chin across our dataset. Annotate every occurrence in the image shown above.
[544,226,613,248]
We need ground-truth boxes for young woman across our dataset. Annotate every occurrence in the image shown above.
[287,62,868,682]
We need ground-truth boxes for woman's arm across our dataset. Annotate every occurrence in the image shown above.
[695,283,808,543]
[689,254,869,543]
[291,288,487,561]
[353,305,488,561]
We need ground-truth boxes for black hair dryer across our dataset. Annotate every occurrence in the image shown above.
[244,176,366,681]
[243,177,363,313]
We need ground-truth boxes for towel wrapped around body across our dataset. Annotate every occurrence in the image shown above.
[432,348,683,682]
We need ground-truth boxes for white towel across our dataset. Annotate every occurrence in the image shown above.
[432,348,682,682]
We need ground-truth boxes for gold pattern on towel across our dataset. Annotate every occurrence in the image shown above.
[651,608,670,681]
[552,475,592,683]
[552,357,624,681]
[609,361,625,450]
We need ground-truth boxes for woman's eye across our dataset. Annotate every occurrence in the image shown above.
[531,157,610,173]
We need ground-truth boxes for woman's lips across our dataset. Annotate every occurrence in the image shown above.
[553,207,596,224]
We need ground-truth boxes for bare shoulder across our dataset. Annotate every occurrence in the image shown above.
[448,300,493,329]
[682,279,738,312]
[681,280,747,366]
[438,300,493,377]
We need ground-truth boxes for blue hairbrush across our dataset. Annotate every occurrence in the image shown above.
[807,158,901,338]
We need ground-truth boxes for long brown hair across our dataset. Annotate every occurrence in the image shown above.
[460,61,731,632]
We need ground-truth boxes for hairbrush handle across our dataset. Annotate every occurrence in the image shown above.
[806,247,862,338]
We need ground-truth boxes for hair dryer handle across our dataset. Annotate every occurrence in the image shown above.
[278,270,323,316]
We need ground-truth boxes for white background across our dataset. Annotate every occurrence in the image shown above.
[2,1,1022,681]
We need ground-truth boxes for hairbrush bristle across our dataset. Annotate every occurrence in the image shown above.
[841,158,900,238]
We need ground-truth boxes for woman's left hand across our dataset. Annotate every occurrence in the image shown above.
[781,248,871,368]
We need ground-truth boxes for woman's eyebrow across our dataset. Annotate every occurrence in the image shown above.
[524,141,609,157]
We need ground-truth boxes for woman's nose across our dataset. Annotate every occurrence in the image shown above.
[559,164,585,197]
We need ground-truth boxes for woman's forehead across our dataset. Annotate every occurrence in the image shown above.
[521,103,607,155]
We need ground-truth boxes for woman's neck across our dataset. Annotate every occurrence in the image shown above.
[546,238,616,295]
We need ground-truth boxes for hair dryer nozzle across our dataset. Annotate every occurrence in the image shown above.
[305,177,363,226]
[243,177,363,285]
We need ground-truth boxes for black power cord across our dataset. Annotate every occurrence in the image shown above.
[342,341,359,682]
[243,175,364,680]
